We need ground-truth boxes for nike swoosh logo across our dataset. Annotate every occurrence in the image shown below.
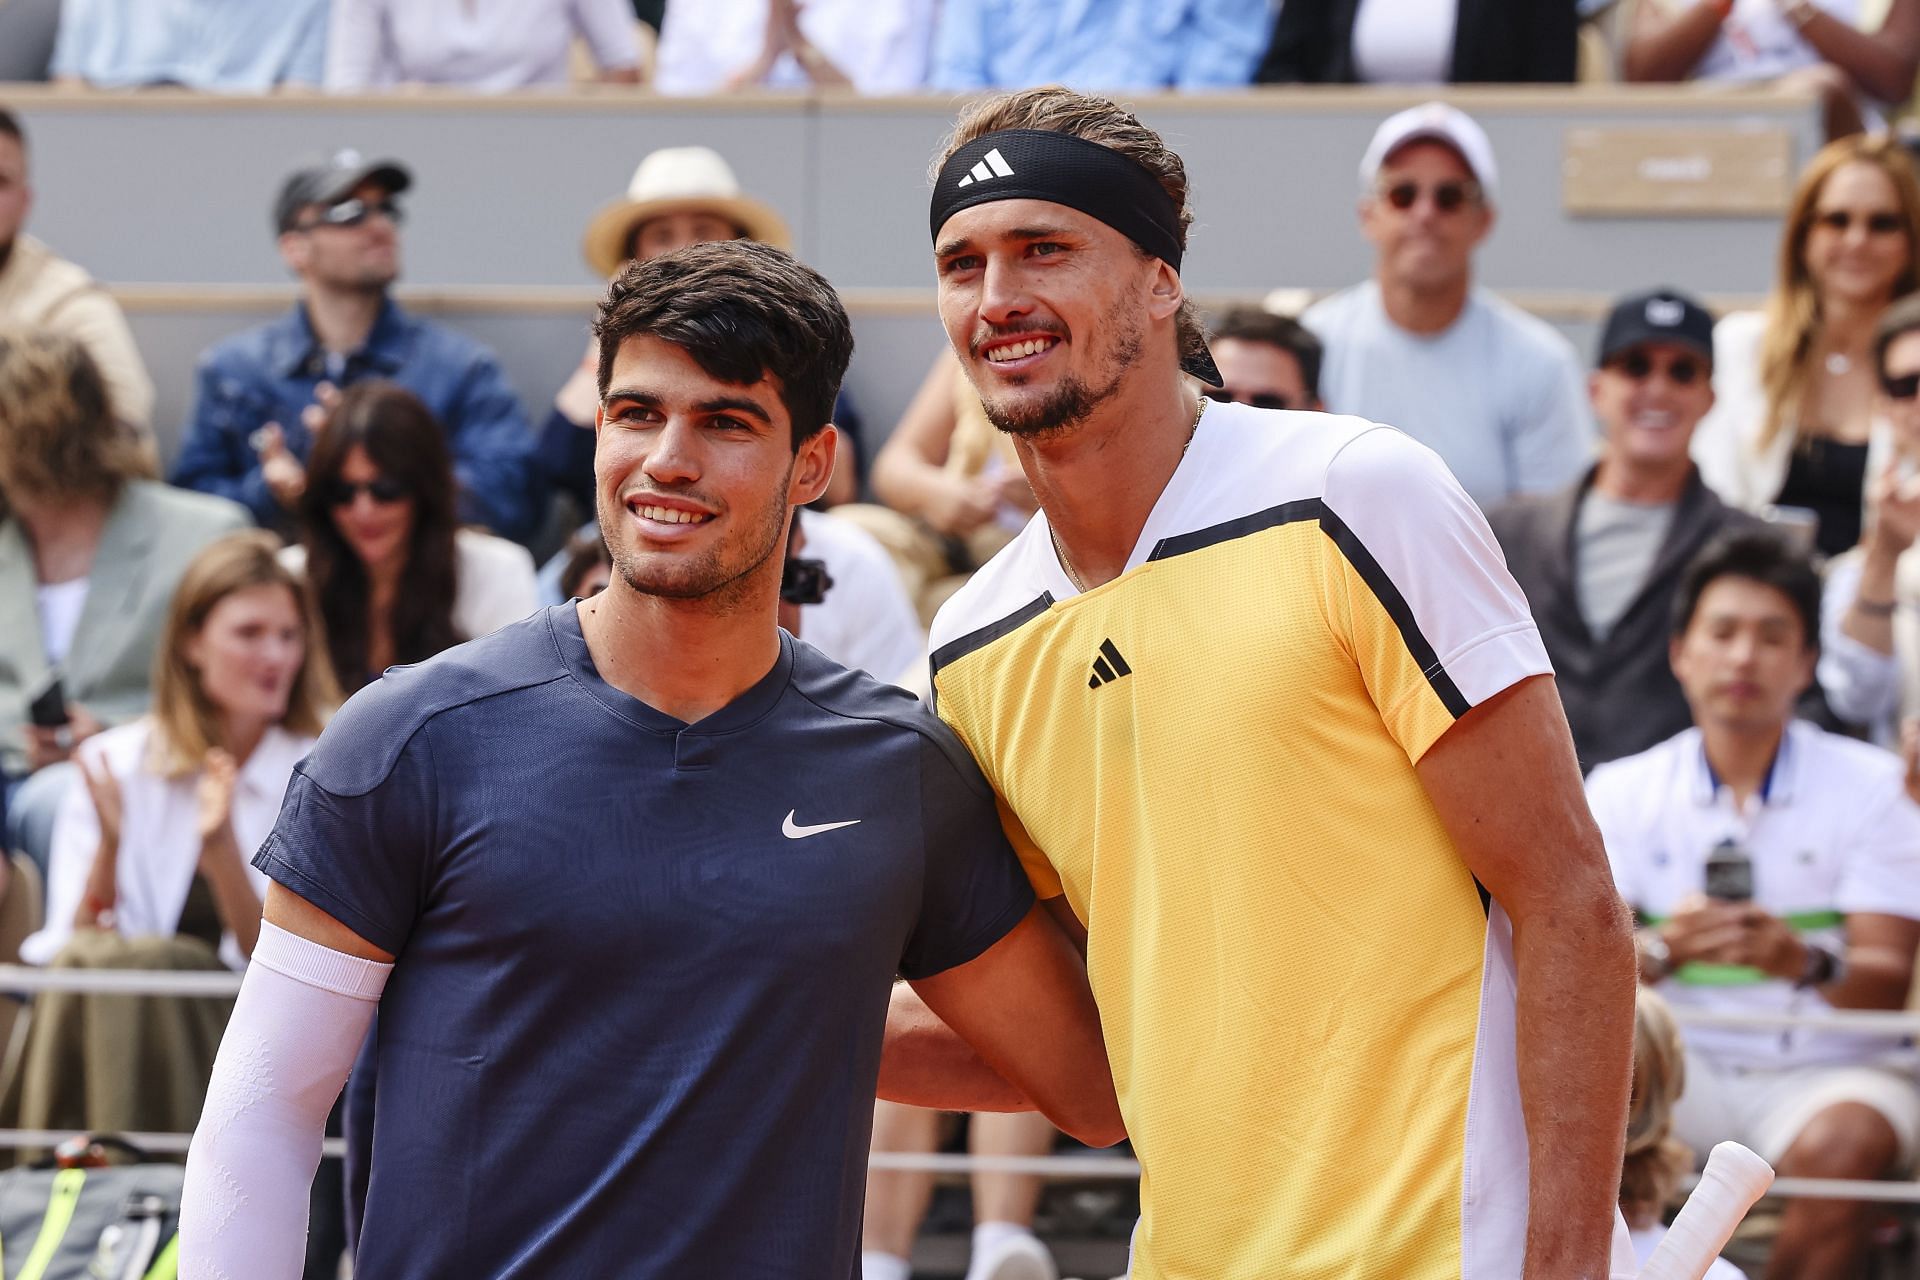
[782,810,862,839]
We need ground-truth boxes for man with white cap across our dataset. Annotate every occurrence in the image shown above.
[1303,101,1593,508]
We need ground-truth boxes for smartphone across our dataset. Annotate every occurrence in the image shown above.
[26,673,69,729]
[1704,838,1754,902]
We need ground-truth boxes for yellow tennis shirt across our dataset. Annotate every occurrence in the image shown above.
[928,403,1553,1279]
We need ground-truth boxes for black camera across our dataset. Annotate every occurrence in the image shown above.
[780,556,833,606]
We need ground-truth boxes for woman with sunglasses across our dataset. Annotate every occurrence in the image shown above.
[286,380,537,692]
[1693,134,1920,558]
[1818,292,1920,746]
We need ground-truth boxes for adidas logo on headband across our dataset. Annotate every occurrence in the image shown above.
[956,148,1015,188]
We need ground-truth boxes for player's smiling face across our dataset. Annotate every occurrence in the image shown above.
[934,198,1161,437]
[594,334,832,606]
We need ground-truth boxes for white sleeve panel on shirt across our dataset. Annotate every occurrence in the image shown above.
[1321,424,1553,715]
[1836,764,1920,921]
[1583,757,1647,908]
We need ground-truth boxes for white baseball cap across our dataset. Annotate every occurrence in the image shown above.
[1358,102,1499,201]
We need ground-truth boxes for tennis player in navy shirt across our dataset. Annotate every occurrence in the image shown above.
[181,241,1121,1279]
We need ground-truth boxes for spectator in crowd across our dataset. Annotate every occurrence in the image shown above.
[1490,288,1767,772]
[655,0,934,94]
[1619,988,1748,1279]
[171,152,538,543]
[48,0,328,91]
[542,146,864,521]
[1257,0,1578,84]
[847,350,1036,624]
[930,0,1271,91]
[12,531,334,1141]
[784,510,925,686]
[286,381,538,693]
[1205,306,1324,411]
[1303,103,1592,507]
[1818,291,1920,743]
[0,332,247,872]
[0,108,156,444]
[326,0,642,91]
[1692,133,1920,558]
[1590,528,1920,1280]
[1624,0,1920,139]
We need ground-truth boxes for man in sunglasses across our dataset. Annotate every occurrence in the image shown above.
[1204,306,1323,412]
[1303,102,1592,508]
[170,150,537,542]
[1489,287,1767,771]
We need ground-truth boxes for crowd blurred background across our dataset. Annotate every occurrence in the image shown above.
[4,1,1920,1278]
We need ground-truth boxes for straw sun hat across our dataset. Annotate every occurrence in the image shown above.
[580,146,793,278]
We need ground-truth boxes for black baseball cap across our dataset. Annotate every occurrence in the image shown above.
[1597,288,1715,369]
[273,149,412,235]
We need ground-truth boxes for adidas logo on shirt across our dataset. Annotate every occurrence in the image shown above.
[956,148,1015,188]
[1088,639,1133,689]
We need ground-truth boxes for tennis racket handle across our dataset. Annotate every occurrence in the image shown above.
[1637,1142,1774,1280]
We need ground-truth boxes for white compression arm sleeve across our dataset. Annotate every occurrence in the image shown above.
[181,920,390,1280]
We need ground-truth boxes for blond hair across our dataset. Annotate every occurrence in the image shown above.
[933,87,1208,379]
[1621,987,1695,1229]
[0,330,151,519]
[147,532,340,778]
[1758,134,1920,452]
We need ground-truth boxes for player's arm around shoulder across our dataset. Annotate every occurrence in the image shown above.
[1417,676,1636,1280]
[883,896,1123,1149]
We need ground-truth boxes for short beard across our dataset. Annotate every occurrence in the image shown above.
[602,466,793,613]
[978,311,1144,439]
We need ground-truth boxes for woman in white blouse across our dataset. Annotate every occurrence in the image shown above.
[1691,134,1920,558]
[286,380,539,693]
[13,531,338,1136]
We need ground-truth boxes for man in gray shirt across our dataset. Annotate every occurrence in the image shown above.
[1490,287,1765,770]
[1303,102,1592,507]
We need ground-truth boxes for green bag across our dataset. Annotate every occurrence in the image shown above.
[0,1161,181,1280]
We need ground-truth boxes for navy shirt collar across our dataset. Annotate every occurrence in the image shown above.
[548,602,797,740]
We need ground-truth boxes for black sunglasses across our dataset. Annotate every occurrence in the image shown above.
[1814,209,1904,236]
[1379,179,1480,214]
[1614,350,1704,386]
[1884,372,1920,400]
[1204,386,1292,411]
[298,197,405,232]
[323,476,410,507]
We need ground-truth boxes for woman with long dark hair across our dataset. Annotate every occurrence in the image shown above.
[288,379,536,690]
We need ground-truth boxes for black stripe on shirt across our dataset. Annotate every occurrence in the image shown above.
[1149,499,1471,719]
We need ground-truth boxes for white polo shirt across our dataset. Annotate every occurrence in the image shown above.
[1588,721,1920,1071]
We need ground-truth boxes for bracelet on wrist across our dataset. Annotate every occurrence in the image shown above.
[1855,597,1899,618]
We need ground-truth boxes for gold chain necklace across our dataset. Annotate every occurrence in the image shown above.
[1049,395,1207,594]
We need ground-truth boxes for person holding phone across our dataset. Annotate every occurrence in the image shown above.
[1590,528,1920,1279]
[0,331,247,871]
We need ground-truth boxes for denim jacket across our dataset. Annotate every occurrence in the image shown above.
[170,298,536,541]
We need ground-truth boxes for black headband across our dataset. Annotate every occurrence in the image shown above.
[931,129,1184,269]
[931,129,1221,385]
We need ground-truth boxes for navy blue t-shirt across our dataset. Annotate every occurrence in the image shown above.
[254,604,1033,1279]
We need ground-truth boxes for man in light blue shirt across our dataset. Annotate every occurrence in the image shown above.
[1303,102,1593,508]
[51,0,325,90]
[932,0,1271,91]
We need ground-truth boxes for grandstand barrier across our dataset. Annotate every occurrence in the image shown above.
[2,84,1821,457]
[7,965,1920,1201]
